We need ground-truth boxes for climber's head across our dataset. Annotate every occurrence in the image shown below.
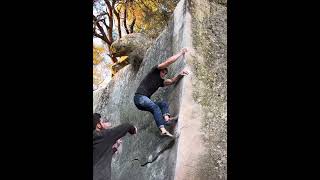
[93,113,112,131]
[160,68,168,79]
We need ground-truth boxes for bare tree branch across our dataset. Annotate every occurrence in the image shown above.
[102,19,110,30]
[123,3,130,34]
[93,14,111,45]
[107,53,118,63]
[129,17,136,33]
[93,30,104,40]
[114,8,122,38]
[104,0,113,14]
[104,0,114,42]
[111,0,117,8]
[97,11,108,18]
[93,16,109,30]
[129,4,136,33]
[93,28,109,44]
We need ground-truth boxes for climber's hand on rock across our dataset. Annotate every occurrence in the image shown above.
[180,48,188,55]
[128,126,137,135]
[179,69,189,76]
[134,126,138,134]
[116,139,122,146]
[112,139,122,154]
[131,126,137,135]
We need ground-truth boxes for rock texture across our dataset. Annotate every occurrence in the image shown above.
[110,33,153,70]
[93,0,227,179]
[182,0,227,179]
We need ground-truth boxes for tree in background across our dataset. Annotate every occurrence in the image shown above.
[93,0,178,59]
[93,0,179,87]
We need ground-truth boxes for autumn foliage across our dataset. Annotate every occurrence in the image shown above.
[93,0,179,87]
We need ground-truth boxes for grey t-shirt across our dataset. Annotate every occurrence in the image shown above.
[135,65,164,98]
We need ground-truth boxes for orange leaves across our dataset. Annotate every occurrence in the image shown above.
[93,44,106,65]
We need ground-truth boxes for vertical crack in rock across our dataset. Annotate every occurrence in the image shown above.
[132,138,175,167]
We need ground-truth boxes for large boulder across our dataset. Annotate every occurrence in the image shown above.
[94,23,178,180]
[94,0,227,179]
[110,33,153,70]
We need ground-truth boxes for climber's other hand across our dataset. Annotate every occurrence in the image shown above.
[179,69,189,76]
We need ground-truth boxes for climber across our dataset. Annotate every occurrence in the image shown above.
[134,48,190,137]
[93,113,137,180]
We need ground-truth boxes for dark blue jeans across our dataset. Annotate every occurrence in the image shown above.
[134,94,170,128]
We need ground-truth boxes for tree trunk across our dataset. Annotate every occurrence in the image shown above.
[114,10,122,39]
[123,4,130,34]
[111,55,118,63]
[129,17,136,33]
[104,0,114,43]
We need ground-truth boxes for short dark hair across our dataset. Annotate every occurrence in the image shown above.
[93,113,101,130]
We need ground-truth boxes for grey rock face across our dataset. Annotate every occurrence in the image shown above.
[93,0,227,179]
[189,0,227,179]
[94,19,181,180]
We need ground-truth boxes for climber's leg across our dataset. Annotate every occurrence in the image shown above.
[154,101,170,121]
[134,94,173,137]
[155,101,178,124]
[134,94,166,128]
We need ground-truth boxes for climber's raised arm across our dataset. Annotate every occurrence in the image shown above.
[158,48,188,69]
[164,68,189,86]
